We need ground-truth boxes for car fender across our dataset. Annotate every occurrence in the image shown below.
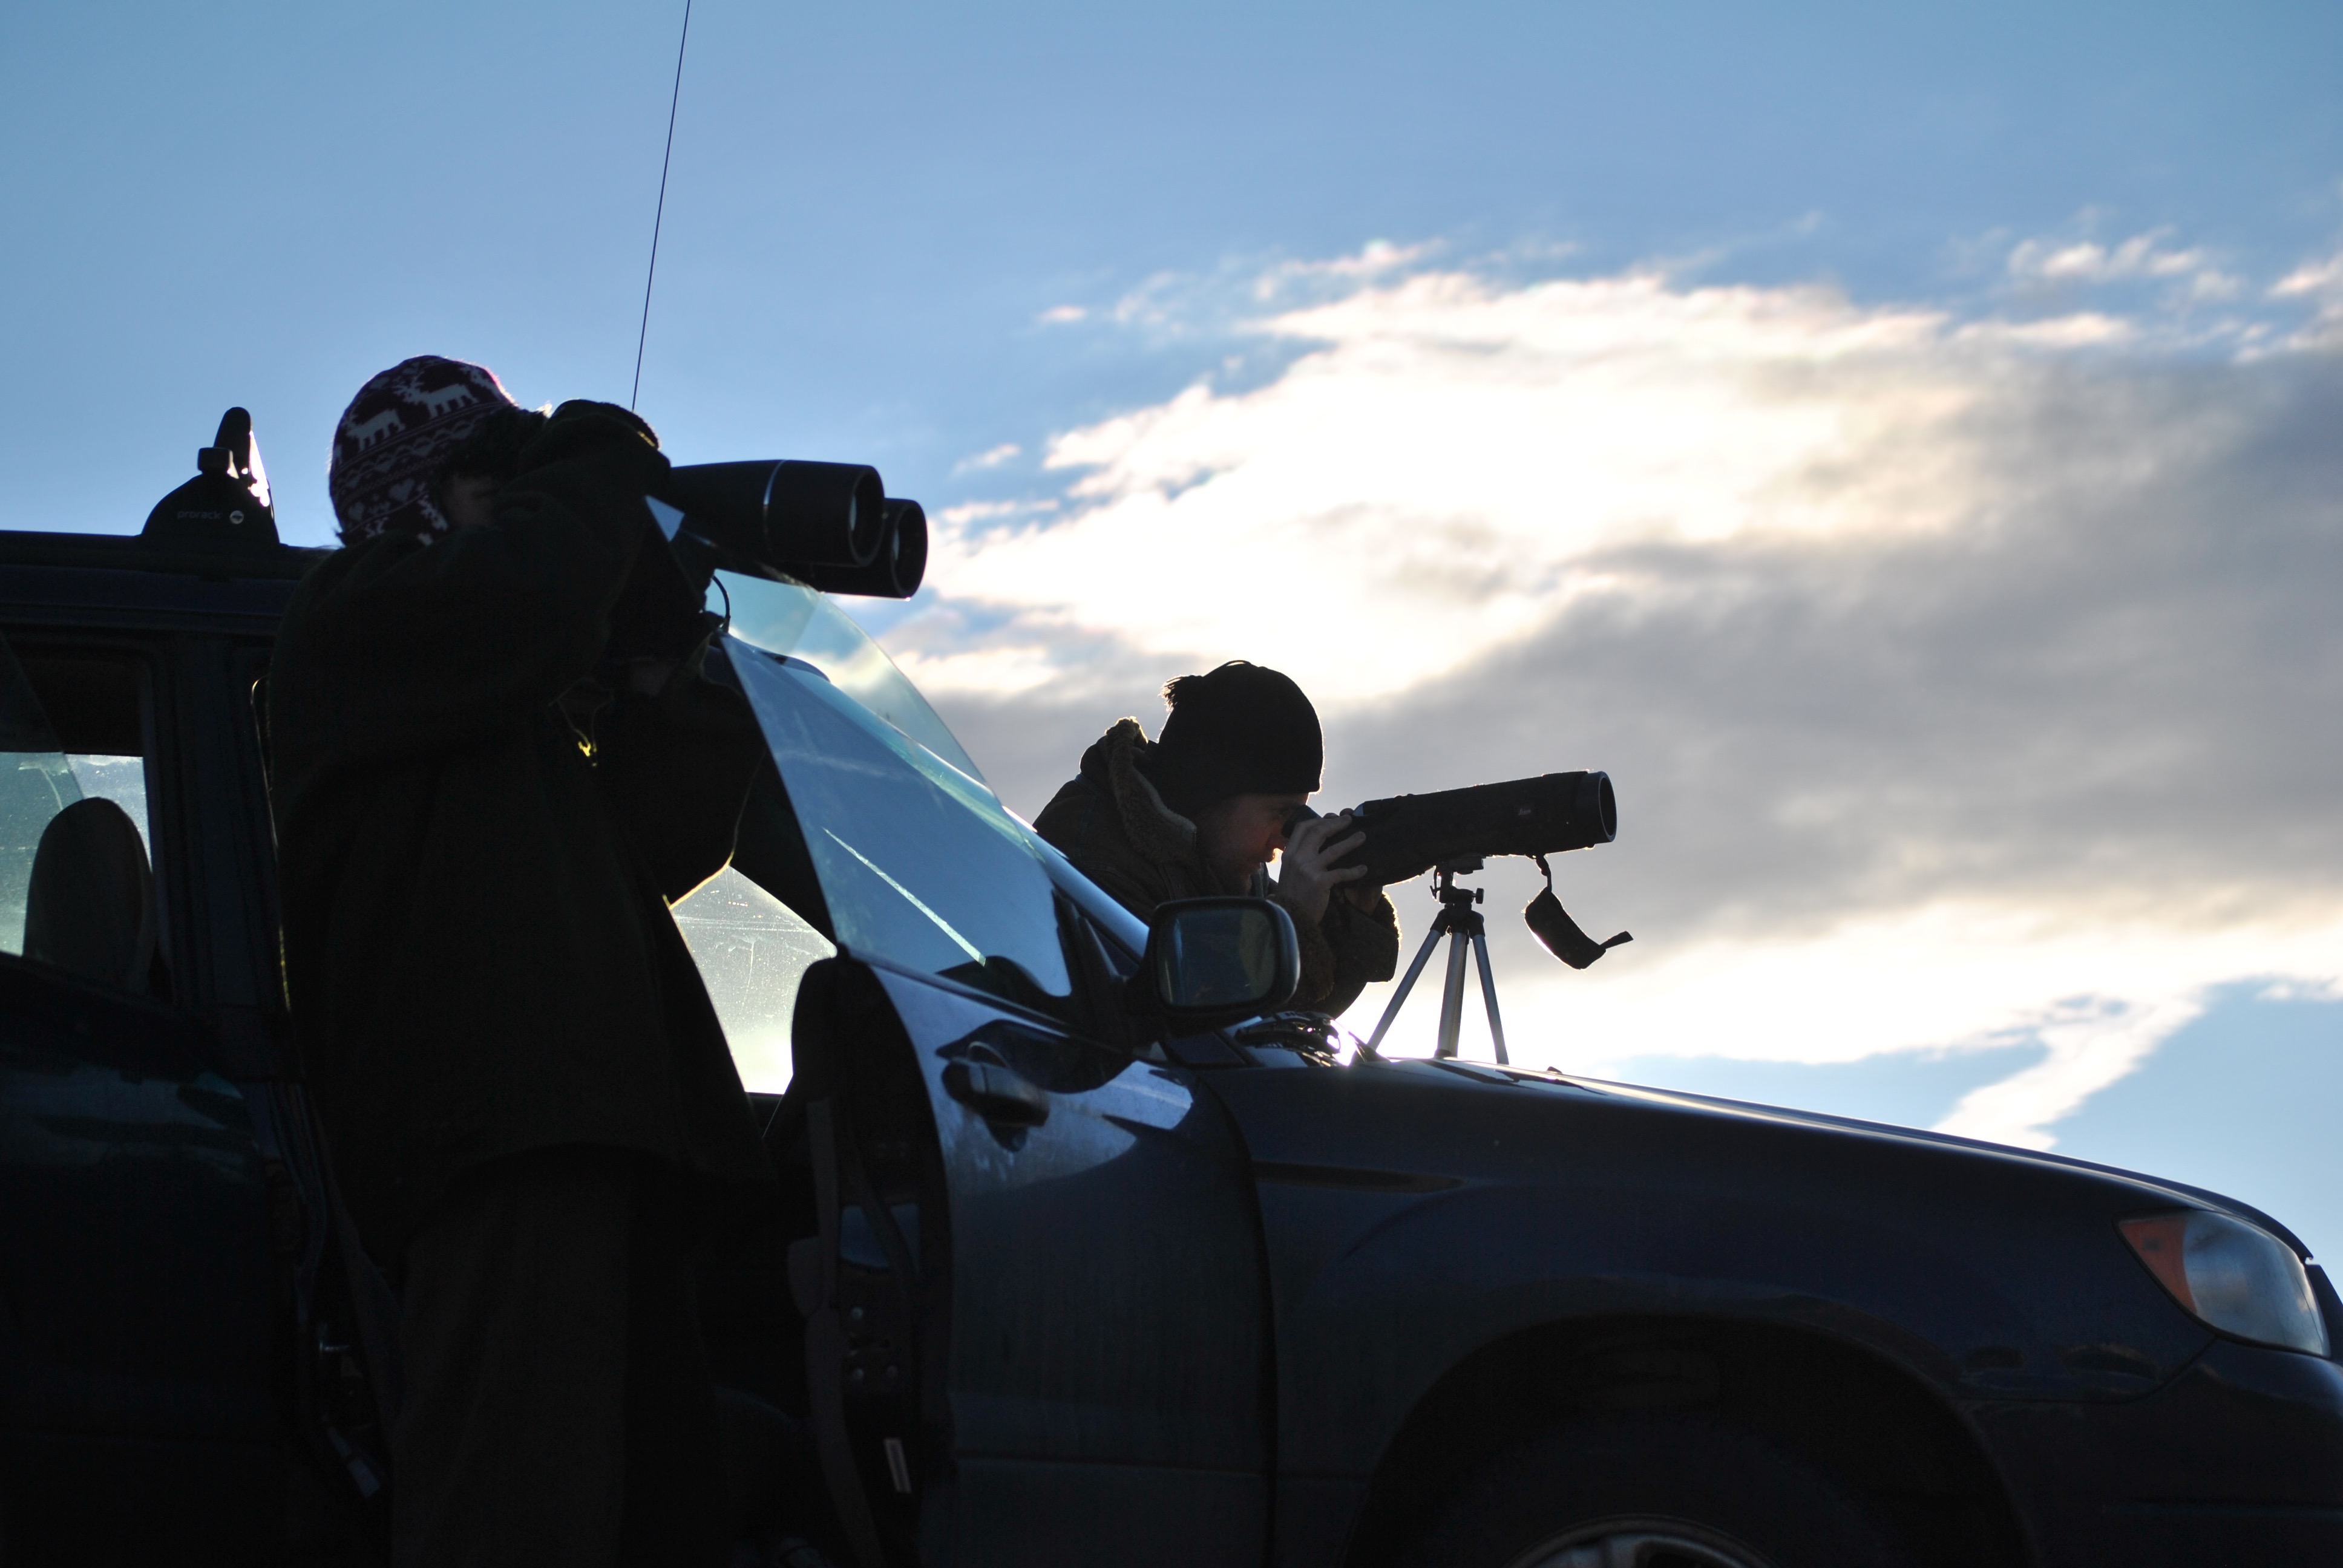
[1205,1059,2214,1481]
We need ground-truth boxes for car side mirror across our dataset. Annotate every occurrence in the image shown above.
[1131,898,1300,1029]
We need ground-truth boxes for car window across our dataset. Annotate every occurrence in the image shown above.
[670,863,833,1093]
[0,637,159,993]
[727,640,1076,1022]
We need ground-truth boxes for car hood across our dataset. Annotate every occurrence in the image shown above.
[1538,1063,2310,1255]
[1211,1049,2318,1285]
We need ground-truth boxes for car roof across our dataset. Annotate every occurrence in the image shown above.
[0,529,326,632]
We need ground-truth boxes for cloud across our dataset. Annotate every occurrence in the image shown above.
[1955,313,2136,347]
[1248,239,1438,300]
[882,244,2343,1149]
[931,498,1055,528]
[1520,909,2343,1149]
[1999,226,2247,318]
[2007,230,2208,284]
[2272,249,2343,347]
[2274,255,2343,297]
[953,442,1023,473]
[920,267,2195,705]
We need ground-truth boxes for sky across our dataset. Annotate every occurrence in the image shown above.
[6,4,2341,1259]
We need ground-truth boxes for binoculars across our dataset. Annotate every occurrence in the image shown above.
[652,460,926,599]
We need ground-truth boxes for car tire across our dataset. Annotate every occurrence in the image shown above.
[1394,1412,1914,1568]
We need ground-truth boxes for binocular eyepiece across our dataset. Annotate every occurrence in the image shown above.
[652,460,926,599]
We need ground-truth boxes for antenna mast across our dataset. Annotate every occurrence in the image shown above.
[632,0,694,410]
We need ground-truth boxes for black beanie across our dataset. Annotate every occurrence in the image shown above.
[1147,661,1322,816]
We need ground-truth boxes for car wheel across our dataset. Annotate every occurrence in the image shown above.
[1395,1413,1912,1568]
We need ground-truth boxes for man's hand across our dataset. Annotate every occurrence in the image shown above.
[1275,811,1368,924]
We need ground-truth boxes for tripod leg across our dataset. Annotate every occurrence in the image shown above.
[1436,928,1471,1058]
[1365,916,1450,1055]
[1471,929,1508,1065]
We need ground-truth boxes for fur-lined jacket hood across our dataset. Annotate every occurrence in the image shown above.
[1034,717,1398,1018]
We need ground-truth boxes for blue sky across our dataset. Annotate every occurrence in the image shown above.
[10,2,2340,532]
[6,4,2341,1261]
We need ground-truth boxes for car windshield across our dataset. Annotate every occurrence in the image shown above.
[709,576,1143,946]
[670,572,1152,1085]
[726,641,1076,1016]
[715,570,982,783]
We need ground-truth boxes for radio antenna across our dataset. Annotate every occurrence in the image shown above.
[631,0,694,410]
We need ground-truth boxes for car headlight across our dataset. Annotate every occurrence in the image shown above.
[2120,1210,2330,1356]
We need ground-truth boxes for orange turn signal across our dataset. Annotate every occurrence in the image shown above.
[2120,1214,2197,1313]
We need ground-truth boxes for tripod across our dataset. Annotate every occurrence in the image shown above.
[1363,860,1508,1063]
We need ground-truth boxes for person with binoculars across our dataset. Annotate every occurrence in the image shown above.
[1035,660,1401,1016]
[270,357,784,1567]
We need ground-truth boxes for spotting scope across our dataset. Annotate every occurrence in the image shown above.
[1339,771,1617,888]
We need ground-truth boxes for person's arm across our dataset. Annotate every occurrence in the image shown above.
[1270,886,1339,1011]
[591,632,770,903]
[1312,888,1400,1018]
[285,405,670,762]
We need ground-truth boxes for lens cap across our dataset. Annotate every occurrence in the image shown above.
[1524,855,1631,969]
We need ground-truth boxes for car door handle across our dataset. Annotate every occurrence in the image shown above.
[943,1060,1050,1128]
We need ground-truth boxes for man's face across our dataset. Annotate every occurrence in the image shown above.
[442,472,499,530]
[1192,790,1309,893]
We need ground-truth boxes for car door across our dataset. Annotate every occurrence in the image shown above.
[723,632,1272,1567]
[0,630,286,1562]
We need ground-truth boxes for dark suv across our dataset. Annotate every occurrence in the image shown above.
[2,518,2339,1568]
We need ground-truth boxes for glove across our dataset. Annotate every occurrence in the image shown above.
[518,400,668,484]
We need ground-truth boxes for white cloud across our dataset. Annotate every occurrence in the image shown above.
[2001,227,2252,319]
[953,442,1023,473]
[890,643,1063,697]
[2008,230,2209,284]
[1249,238,1438,299]
[925,270,1993,702]
[2185,269,2245,301]
[1037,304,1087,324]
[1954,312,2137,347]
[1450,905,2343,1149]
[888,243,2343,1151]
[2273,254,2343,298]
[2270,249,2343,347]
[932,497,1054,528]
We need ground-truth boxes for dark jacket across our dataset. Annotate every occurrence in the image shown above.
[268,408,771,1258]
[1035,717,1400,1018]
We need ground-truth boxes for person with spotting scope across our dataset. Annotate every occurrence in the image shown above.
[269,356,781,1567]
[1036,660,1400,1015]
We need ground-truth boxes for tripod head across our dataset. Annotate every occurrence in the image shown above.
[1430,858,1487,916]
